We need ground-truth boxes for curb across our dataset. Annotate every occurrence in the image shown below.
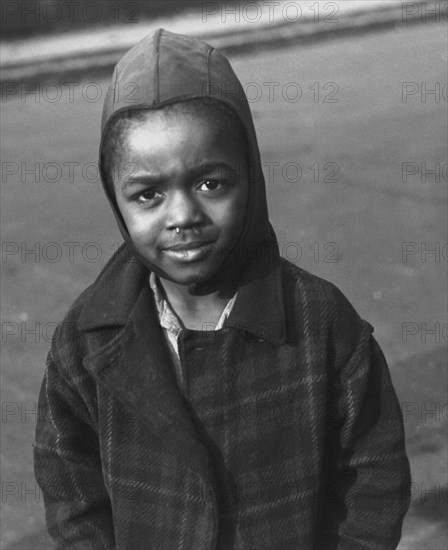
[1,2,443,84]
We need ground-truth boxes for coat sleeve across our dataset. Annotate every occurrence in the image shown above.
[318,308,411,548]
[34,341,116,549]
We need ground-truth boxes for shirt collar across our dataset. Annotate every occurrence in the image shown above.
[149,271,183,334]
[148,271,238,333]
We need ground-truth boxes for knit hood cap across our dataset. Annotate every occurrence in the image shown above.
[99,28,278,294]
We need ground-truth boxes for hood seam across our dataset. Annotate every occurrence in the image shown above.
[206,46,214,94]
[154,28,163,104]
[112,67,118,107]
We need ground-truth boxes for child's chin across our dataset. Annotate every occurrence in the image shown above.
[164,265,217,286]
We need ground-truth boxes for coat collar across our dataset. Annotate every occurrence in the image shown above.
[78,244,287,344]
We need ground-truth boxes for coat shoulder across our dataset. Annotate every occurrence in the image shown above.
[60,245,130,324]
[279,259,374,368]
[50,244,133,363]
[279,258,363,318]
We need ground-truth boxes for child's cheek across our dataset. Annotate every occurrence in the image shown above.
[127,216,157,250]
[222,192,247,233]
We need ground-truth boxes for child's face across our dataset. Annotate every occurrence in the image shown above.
[113,108,249,286]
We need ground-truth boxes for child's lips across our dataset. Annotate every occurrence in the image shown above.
[164,240,213,252]
[162,241,215,262]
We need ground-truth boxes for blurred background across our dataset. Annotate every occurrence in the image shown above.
[2,0,206,37]
[1,1,447,547]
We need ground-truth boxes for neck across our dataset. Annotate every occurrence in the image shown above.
[158,276,236,329]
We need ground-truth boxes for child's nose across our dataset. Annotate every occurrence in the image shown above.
[166,190,204,230]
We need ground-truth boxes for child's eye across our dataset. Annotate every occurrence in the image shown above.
[134,188,162,204]
[199,179,223,192]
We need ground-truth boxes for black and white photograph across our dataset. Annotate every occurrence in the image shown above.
[1,1,447,548]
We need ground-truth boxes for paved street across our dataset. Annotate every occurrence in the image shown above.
[1,21,447,548]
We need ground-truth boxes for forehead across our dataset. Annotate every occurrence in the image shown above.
[116,99,242,142]
[117,106,245,163]
[126,103,232,137]
[126,108,212,147]
[108,106,249,187]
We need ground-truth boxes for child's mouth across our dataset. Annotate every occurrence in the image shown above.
[162,241,215,263]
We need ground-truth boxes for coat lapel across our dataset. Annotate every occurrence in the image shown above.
[80,245,214,479]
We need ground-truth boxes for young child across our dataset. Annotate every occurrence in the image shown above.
[34,29,411,549]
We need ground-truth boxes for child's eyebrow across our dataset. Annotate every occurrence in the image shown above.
[200,162,239,175]
[122,162,240,190]
[122,173,163,190]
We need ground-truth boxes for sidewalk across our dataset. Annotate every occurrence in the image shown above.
[1,1,442,83]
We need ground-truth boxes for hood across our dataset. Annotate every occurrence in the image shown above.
[98,28,279,295]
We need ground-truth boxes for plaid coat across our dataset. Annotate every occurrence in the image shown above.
[34,244,411,549]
